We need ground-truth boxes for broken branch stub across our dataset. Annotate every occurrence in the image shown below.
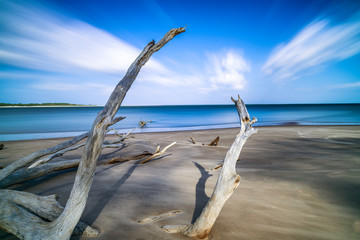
[208,136,220,146]
[0,27,185,240]
[162,95,257,239]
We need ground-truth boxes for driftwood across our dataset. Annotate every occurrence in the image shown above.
[104,128,137,144]
[0,159,80,189]
[188,136,220,146]
[139,142,176,164]
[137,210,183,224]
[0,27,185,239]
[0,142,125,189]
[28,120,127,169]
[0,117,123,183]
[108,142,177,164]
[1,127,128,188]
[107,151,153,164]
[0,189,99,236]
[0,132,88,183]
[162,95,257,239]
[29,143,85,169]
[208,136,220,146]
[139,119,152,127]
[189,136,196,144]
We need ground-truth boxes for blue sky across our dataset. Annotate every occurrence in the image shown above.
[0,0,359,105]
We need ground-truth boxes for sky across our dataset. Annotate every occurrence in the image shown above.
[0,0,360,105]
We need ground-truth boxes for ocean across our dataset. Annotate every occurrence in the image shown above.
[0,104,360,141]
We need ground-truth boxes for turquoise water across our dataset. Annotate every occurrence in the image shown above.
[0,104,360,141]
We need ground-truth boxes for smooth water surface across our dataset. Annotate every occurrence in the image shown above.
[0,104,359,141]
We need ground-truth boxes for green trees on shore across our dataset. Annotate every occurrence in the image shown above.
[0,103,85,107]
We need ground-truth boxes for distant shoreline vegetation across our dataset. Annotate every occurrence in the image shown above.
[0,103,96,107]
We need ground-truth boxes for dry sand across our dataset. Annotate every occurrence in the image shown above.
[0,126,360,240]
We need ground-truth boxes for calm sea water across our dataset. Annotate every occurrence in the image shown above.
[0,104,359,141]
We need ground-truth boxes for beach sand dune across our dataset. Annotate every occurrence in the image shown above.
[0,126,359,239]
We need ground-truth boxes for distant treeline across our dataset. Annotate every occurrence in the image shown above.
[0,103,84,106]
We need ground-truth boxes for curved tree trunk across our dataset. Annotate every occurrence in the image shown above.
[162,95,257,239]
[0,27,185,240]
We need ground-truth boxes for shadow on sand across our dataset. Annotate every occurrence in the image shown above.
[191,161,213,223]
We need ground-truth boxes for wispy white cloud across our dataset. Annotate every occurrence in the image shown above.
[0,2,252,105]
[0,2,166,75]
[202,50,251,92]
[138,49,251,92]
[262,17,360,82]
[31,81,114,95]
[328,81,360,89]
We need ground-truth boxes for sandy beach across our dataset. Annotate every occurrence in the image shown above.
[1,126,360,240]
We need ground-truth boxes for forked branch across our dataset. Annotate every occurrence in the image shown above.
[140,142,177,164]
[162,95,257,239]
[0,27,185,240]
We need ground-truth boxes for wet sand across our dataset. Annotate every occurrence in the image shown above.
[1,126,360,239]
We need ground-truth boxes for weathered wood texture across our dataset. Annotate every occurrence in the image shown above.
[208,136,220,146]
[0,117,124,182]
[0,142,125,189]
[140,142,176,164]
[107,152,153,164]
[0,159,80,189]
[108,141,176,164]
[0,132,89,182]
[0,190,98,237]
[162,95,257,239]
[0,27,185,240]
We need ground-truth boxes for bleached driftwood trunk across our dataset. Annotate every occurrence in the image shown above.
[162,95,257,239]
[0,27,185,240]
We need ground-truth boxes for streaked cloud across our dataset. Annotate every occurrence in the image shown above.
[262,17,360,82]
[0,1,252,105]
[0,2,166,75]
[203,50,251,92]
[31,81,114,95]
[328,81,360,89]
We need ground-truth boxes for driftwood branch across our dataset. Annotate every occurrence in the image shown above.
[0,159,80,189]
[104,127,136,145]
[0,190,99,237]
[0,142,125,189]
[162,95,257,239]
[0,132,88,183]
[208,136,220,146]
[140,142,177,164]
[107,142,177,165]
[0,27,185,239]
[29,143,85,169]
[107,151,153,164]
[139,119,152,127]
[0,117,124,181]
[137,210,183,224]
[189,136,196,144]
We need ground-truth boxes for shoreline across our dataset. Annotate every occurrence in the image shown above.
[0,105,100,108]
[1,124,360,142]
[1,125,360,239]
